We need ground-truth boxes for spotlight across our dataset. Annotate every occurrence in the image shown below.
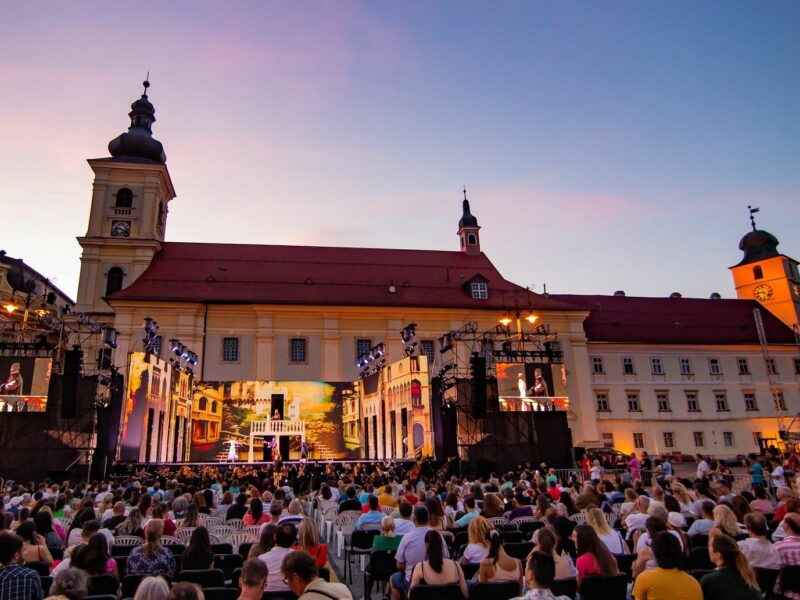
[438,333,453,353]
[169,338,180,354]
[3,302,18,314]
[143,317,156,332]
[499,313,512,326]
[525,314,538,324]
[102,326,118,349]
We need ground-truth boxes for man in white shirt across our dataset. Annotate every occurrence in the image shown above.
[739,512,780,569]
[258,523,297,591]
[390,505,449,600]
[393,501,415,536]
[687,501,715,537]
[625,496,650,538]
[695,454,709,481]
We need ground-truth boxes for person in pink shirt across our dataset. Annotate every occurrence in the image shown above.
[573,524,619,591]
[628,453,641,482]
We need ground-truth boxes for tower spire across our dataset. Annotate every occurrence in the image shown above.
[748,205,760,231]
[107,78,167,164]
[457,187,481,255]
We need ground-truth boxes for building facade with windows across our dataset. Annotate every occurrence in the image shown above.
[72,84,800,461]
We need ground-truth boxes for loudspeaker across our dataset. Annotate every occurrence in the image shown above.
[533,412,573,468]
[470,355,487,418]
[61,349,83,419]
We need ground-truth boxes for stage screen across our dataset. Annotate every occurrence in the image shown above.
[496,362,569,412]
[0,356,52,412]
[121,352,172,462]
[190,380,359,462]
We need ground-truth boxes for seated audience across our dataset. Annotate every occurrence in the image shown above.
[631,531,701,600]
[373,516,402,552]
[409,530,468,598]
[181,527,214,570]
[237,558,268,600]
[460,516,492,565]
[737,512,780,570]
[701,534,761,600]
[478,530,522,586]
[281,550,353,599]
[126,519,176,577]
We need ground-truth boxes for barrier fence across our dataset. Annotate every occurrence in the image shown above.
[551,468,756,494]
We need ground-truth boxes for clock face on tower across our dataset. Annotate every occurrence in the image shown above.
[111,220,131,238]
[753,284,773,301]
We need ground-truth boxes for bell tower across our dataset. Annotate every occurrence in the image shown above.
[730,207,800,331]
[75,80,176,315]
[457,188,481,256]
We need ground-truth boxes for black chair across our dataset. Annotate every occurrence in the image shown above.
[164,543,186,556]
[688,547,714,571]
[517,520,545,539]
[203,588,240,600]
[85,595,118,600]
[365,549,398,600]
[177,569,226,588]
[499,530,524,544]
[613,553,636,580]
[25,562,51,576]
[238,542,254,560]
[40,576,53,596]
[780,565,800,596]
[88,574,119,596]
[453,532,469,553]
[114,556,128,578]
[344,529,379,583]
[688,569,712,582]
[755,567,779,598]
[112,545,136,557]
[504,542,533,561]
[261,592,297,600]
[580,574,627,600]
[122,574,152,599]
[468,581,520,600]
[214,554,244,582]
[317,567,330,582]
[212,543,234,555]
[229,568,242,590]
[461,563,480,580]
[48,546,64,561]
[549,578,577,600]
[409,583,465,600]
[689,534,709,550]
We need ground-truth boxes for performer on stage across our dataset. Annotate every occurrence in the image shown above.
[224,439,240,462]
[517,372,527,398]
[300,440,308,463]
[0,362,23,395]
[528,368,549,397]
[272,409,281,420]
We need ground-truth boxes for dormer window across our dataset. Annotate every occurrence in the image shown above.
[115,188,133,208]
[471,281,488,299]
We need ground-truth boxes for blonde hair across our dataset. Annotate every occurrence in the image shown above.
[133,576,170,600]
[380,516,396,538]
[143,518,164,559]
[468,516,493,545]
[297,517,321,552]
[712,505,740,538]
[671,483,691,506]
[586,507,612,536]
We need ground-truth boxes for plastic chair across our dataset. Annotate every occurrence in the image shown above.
[161,535,181,546]
[176,527,197,544]
[332,510,361,557]
[242,525,261,540]
[689,534,709,549]
[226,519,244,532]
[613,553,636,580]
[468,581,520,600]
[204,517,224,529]
[580,574,627,600]
[344,529,377,582]
[85,595,119,600]
[569,512,588,525]
[202,588,240,600]
[176,568,226,588]
[238,542,254,560]
[461,563,480,580]
[549,578,577,600]
[228,533,254,554]
[500,530,524,544]
[88,574,119,596]
[114,556,128,578]
[212,543,234,555]
[115,536,144,547]
[516,520,544,539]
[503,542,533,561]
[487,517,510,529]
[364,549,398,599]
[409,583,465,600]
[230,568,242,590]
[381,505,395,515]
[210,526,236,542]
[214,554,244,582]
[780,565,800,595]
[688,547,714,571]
[689,569,712,582]
[755,567,779,597]
[122,574,146,598]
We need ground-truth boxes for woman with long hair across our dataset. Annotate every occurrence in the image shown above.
[533,494,552,520]
[586,507,628,555]
[34,509,63,547]
[71,532,119,579]
[126,519,176,577]
[531,525,577,580]
[557,491,578,517]
[409,530,468,598]
[215,491,234,519]
[248,523,277,559]
[116,508,145,538]
[17,520,54,565]
[243,498,267,527]
[460,516,492,565]
[481,493,505,519]
[151,504,175,537]
[178,503,203,529]
[11,507,30,531]
[710,505,742,540]
[181,527,214,570]
[294,516,328,567]
[425,497,448,531]
[478,529,522,586]
[670,483,693,513]
[701,534,761,600]
[192,493,210,515]
[138,494,153,519]
[573,524,619,588]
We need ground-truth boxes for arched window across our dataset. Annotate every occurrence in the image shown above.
[115,188,133,208]
[211,401,218,414]
[105,267,124,297]
[467,233,477,245]
[198,396,208,411]
[753,265,763,280]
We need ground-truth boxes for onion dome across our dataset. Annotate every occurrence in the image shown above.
[107,80,167,164]
[458,189,479,229]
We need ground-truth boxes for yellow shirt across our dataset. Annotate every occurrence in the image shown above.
[632,568,702,600]
[378,493,397,507]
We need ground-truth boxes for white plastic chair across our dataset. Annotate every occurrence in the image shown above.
[569,512,588,525]
[176,527,196,544]
[114,536,143,547]
[319,502,339,543]
[332,510,361,557]
[204,516,224,529]
[226,518,244,532]
[210,525,236,542]
[242,525,261,540]
[228,532,255,553]
[160,535,181,546]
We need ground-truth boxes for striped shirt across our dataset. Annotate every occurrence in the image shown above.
[0,565,43,600]
[774,535,800,599]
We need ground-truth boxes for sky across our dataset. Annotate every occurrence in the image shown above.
[1,1,798,301]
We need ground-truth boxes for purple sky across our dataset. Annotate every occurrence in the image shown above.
[2,2,798,301]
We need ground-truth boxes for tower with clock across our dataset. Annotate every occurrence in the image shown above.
[730,207,800,332]
[75,80,176,315]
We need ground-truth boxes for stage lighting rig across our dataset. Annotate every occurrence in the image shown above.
[167,336,198,373]
[401,323,418,357]
[102,325,118,349]
[142,317,160,354]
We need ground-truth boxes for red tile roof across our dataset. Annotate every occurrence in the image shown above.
[550,294,797,345]
[109,242,578,311]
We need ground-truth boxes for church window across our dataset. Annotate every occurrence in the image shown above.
[471,281,488,299]
[115,188,133,208]
[105,267,124,297]
[290,338,307,363]
[421,340,435,365]
[356,338,372,362]
[467,233,477,245]
[222,337,239,362]
[753,265,763,280]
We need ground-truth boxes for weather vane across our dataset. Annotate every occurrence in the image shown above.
[748,205,760,231]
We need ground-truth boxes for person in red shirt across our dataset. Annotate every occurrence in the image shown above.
[546,481,561,502]
[573,523,619,591]
[401,484,419,505]
[773,486,794,525]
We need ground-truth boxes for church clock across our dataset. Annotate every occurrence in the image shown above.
[111,220,131,238]
[753,284,773,301]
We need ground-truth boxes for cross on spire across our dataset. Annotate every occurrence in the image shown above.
[748,205,760,231]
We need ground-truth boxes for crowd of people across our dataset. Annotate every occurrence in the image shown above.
[0,448,798,600]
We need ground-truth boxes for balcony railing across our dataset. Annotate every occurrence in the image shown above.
[251,419,305,436]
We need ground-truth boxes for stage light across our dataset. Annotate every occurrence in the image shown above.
[102,326,118,349]
[439,333,453,353]
[525,314,538,324]
[499,313,512,326]
[3,302,18,313]
[143,317,156,332]
[169,338,180,354]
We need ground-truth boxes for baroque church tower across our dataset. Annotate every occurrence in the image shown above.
[75,81,176,315]
[730,209,800,332]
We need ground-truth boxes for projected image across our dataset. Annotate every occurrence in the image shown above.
[496,362,569,412]
[121,352,172,462]
[190,380,359,462]
[0,356,52,412]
